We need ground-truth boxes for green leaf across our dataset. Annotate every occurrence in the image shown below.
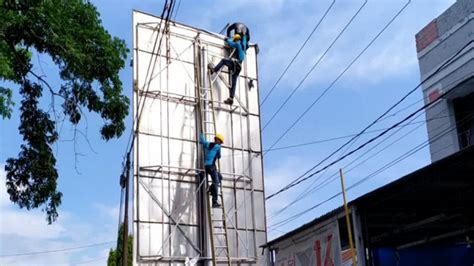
[0,87,14,119]
[2,0,129,223]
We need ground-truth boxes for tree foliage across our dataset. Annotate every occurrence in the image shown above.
[108,224,133,266]
[0,0,129,223]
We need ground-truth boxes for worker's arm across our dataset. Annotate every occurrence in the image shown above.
[199,133,209,149]
[217,146,221,159]
[242,36,248,50]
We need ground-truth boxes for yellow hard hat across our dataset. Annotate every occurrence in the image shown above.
[215,133,224,143]
[233,34,241,41]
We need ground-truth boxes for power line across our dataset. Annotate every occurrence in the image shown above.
[121,0,174,165]
[261,0,368,131]
[269,113,425,219]
[156,118,433,166]
[266,38,474,200]
[269,105,455,219]
[268,77,470,218]
[266,120,424,152]
[268,115,467,230]
[266,68,472,201]
[115,1,176,262]
[173,0,182,21]
[119,0,175,196]
[264,0,411,150]
[259,0,336,107]
[0,241,115,258]
[143,114,440,168]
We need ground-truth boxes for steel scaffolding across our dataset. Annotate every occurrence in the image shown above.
[132,10,268,265]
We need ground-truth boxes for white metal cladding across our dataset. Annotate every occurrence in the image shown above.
[133,10,268,265]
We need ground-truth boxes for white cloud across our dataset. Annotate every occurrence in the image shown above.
[0,166,116,265]
[251,0,457,93]
[94,203,120,220]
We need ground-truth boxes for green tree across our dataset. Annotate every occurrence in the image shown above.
[0,0,129,223]
[108,224,133,266]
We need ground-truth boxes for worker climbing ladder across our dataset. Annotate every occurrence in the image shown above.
[198,44,232,266]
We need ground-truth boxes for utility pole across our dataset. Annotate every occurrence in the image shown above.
[122,154,131,266]
[340,168,357,266]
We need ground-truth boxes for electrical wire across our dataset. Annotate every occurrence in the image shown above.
[0,241,115,258]
[269,72,474,226]
[268,115,468,230]
[269,117,423,219]
[114,1,176,262]
[259,0,336,107]
[268,98,474,229]
[264,0,411,149]
[266,39,474,200]
[173,0,182,21]
[267,72,474,218]
[269,105,454,219]
[121,0,175,166]
[261,0,368,130]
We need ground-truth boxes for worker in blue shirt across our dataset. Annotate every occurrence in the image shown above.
[200,132,225,208]
[209,33,247,105]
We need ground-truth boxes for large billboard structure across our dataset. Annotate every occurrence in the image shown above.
[132,10,267,265]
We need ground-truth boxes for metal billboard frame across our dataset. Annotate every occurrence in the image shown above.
[132,10,268,265]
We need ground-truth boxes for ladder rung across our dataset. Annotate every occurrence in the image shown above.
[214,232,226,235]
[215,246,228,249]
[213,226,226,229]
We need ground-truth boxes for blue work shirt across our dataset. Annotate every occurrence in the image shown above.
[226,37,246,62]
[200,133,221,166]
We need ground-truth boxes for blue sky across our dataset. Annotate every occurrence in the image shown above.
[0,0,455,264]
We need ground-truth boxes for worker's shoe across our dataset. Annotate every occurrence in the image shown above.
[212,201,222,208]
[208,63,215,75]
[224,98,233,105]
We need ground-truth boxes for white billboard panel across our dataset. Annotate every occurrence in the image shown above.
[133,10,267,265]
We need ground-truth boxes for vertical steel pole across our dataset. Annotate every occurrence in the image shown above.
[339,168,357,266]
[123,156,131,266]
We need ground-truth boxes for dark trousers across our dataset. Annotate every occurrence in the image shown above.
[205,165,222,203]
[213,58,241,98]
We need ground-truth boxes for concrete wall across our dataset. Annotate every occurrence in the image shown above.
[415,0,474,162]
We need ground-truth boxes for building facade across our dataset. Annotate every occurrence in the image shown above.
[416,0,474,162]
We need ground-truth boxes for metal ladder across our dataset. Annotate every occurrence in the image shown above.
[199,51,232,266]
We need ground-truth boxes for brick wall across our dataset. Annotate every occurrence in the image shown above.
[415,20,439,53]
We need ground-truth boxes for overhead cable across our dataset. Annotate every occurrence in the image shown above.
[264,0,411,149]
[266,38,474,200]
[0,241,115,258]
[259,0,336,107]
[268,115,468,230]
[262,0,368,130]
